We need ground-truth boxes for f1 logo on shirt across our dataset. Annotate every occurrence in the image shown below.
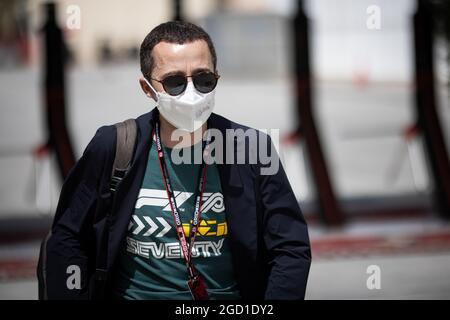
[135,189,225,213]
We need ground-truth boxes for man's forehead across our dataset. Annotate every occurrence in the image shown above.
[152,40,213,75]
[170,43,188,53]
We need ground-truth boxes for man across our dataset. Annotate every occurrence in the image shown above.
[42,21,311,300]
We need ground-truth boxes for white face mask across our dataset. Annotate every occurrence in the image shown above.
[144,78,215,133]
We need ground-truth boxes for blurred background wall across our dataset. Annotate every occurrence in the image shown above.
[2,0,448,217]
[1,0,450,299]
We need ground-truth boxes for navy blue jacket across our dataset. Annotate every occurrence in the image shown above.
[44,109,311,300]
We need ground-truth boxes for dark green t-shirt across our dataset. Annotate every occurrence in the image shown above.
[112,141,240,300]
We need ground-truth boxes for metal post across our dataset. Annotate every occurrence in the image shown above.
[293,0,344,226]
[173,0,183,21]
[413,0,450,219]
[41,2,75,181]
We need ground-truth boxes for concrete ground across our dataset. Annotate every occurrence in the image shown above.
[1,218,450,300]
[307,252,450,299]
[1,251,450,300]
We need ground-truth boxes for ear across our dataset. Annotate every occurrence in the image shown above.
[139,77,157,101]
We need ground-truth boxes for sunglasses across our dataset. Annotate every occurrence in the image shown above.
[150,71,220,96]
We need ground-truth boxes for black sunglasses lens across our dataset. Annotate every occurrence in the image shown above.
[162,75,187,95]
[193,72,217,93]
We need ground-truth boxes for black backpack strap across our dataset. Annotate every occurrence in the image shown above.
[110,119,138,192]
[91,118,137,299]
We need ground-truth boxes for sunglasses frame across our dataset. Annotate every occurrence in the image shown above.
[150,71,220,96]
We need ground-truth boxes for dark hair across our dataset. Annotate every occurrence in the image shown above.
[140,21,217,80]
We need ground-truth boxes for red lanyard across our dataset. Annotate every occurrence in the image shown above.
[153,121,211,280]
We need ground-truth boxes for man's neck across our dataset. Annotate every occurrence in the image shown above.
[159,115,206,149]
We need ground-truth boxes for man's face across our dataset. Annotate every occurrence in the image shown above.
[140,40,214,100]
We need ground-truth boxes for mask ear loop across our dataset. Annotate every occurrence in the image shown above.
[143,77,159,98]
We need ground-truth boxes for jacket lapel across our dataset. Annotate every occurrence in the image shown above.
[208,114,252,244]
[208,113,243,190]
